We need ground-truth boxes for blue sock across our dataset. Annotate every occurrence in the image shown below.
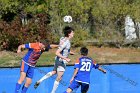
[15,83,21,93]
[21,86,28,93]
[63,91,67,93]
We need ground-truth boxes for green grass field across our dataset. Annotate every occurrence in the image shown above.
[0,46,140,67]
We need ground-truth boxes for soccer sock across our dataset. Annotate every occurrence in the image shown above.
[21,86,28,93]
[51,80,59,93]
[38,72,52,83]
[15,83,21,93]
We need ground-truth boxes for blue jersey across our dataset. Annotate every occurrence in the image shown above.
[22,43,50,66]
[74,56,99,84]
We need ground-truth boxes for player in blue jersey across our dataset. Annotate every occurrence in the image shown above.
[63,47,106,93]
[14,40,58,93]
[34,26,75,93]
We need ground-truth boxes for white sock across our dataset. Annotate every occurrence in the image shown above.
[38,72,52,83]
[51,80,59,93]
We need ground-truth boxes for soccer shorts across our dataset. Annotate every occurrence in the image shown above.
[53,57,66,72]
[69,79,89,93]
[20,61,34,79]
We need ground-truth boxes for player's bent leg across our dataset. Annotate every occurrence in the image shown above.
[39,71,56,82]
[25,77,32,87]
[56,71,64,81]
[51,74,63,93]
[51,67,65,93]
[81,83,89,93]
[21,77,32,93]
[15,72,26,93]
[66,88,73,93]
[21,86,28,93]
[51,80,60,93]
[34,71,56,89]
[34,81,40,89]
[18,72,26,84]
[56,66,65,80]
[15,83,21,93]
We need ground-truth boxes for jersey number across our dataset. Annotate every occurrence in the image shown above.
[80,62,91,71]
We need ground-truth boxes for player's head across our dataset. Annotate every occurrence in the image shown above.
[80,47,88,56]
[63,26,74,38]
[40,39,50,50]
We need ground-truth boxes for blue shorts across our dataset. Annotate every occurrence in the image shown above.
[20,61,34,79]
[69,79,89,93]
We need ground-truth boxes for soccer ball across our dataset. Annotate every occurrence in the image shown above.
[63,15,72,23]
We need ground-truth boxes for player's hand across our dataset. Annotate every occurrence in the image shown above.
[70,77,74,83]
[70,51,75,55]
[17,49,21,53]
[65,58,71,62]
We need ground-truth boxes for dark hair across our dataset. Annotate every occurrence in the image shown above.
[40,39,50,47]
[80,47,88,56]
[63,26,74,37]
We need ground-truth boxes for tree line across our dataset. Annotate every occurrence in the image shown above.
[0,0,140,50]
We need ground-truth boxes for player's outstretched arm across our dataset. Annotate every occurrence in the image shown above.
[70,51,75,55]
[70,68,78,83]
[50,44,59,48]
[98,66,106,74]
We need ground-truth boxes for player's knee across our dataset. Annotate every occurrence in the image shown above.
[24,84,31,87]
[56,77,62,81]
[18,78,25,83]
[66,88,72,93]
[52,71,56,75]
[18,80,23,84]
[25,81,32,87]
[24,78,32,87]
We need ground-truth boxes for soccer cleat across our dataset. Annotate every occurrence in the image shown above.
[34,81,40,89]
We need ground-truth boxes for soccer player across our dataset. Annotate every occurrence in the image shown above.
[63,47,106,93]
[34,26,75,93]
[14,40,58,93]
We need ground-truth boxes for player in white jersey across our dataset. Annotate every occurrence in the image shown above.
[63,47,106,93]
[34,26,75,93]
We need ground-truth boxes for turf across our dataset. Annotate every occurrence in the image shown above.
[0,46,140,67]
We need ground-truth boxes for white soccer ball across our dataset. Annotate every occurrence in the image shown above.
[63,15,72,23]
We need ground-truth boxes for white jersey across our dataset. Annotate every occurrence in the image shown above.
[56,37,71,63]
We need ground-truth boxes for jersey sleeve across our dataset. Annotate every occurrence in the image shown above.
[74,58,80,69]
[58,37,67,51]
[93,60,99,69]
[25,43,30,49]
[58,41,67,51]
[25,43,39,49]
